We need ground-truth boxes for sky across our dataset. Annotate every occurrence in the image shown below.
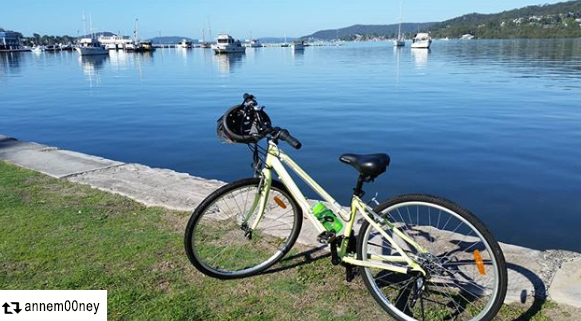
[0,0,567,39]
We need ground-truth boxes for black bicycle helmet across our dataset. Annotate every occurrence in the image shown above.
[217,104,272,144]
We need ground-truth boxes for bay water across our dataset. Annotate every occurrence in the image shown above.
[1,39,580,251]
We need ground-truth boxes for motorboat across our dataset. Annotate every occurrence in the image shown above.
[212,34,246,54]
[411,33,432,49]
[244,39,262,48]
[291,40,305,51]
[75,37,108,56]
[179,39,193,48]
[135,40,155,52]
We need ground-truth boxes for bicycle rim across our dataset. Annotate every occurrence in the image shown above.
[359,196,505,321]
[190,181,299,277]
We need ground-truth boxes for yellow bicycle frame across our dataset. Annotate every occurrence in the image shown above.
[249,141,427,275]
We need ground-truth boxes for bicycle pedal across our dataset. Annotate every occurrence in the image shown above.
[345,265,358,282]
[317,231,337,244]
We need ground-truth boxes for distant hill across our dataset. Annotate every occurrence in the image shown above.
[149,36,197,44]
[302,1,581,40]
[302,23,436,40]
[430,0,581,38]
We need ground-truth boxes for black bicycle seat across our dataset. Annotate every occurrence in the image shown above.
[339,153,390,179]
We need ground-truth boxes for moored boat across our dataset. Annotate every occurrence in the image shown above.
[393,2,405,47]
[212,34,246,54]
[291,40,305,51]
[411,33,431,49]
[179,39,193,48]
[134,40,155,52]
[244,39,262,48]
[75,37,108,56]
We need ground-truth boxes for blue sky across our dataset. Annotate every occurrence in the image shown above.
[1,0,565,39]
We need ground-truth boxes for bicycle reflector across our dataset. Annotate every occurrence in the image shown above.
[273,196,287,209]
[474,249,486,275]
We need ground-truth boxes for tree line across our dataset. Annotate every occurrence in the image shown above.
[1,27,77,45]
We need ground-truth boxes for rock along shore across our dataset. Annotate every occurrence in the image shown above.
[1,134,580,309]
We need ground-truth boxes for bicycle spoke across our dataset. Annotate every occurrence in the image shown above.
[359,197,506,321]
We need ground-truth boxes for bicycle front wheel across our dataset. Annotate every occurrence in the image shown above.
[357,194,507,321]
[185,178,302,279]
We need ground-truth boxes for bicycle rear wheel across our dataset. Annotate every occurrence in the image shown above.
[357,194,507,321]
[185,178,302,279]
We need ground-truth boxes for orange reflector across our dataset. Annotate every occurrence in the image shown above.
[273,196,287,209]
[474,250,486,275]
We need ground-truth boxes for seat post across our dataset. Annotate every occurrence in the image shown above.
[354,175,366,198]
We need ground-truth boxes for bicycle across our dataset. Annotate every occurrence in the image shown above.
[184,94,508,321]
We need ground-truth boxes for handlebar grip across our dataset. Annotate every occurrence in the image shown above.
[278,129,302,150]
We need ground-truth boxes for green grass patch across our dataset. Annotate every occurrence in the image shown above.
[0,161,572,320]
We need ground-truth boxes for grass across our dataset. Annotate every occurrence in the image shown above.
[0,160,573,320]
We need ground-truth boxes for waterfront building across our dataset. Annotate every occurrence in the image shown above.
[0,31,23,51]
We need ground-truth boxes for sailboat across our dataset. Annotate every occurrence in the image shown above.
[76,14,108,56]
[393,2,405,47]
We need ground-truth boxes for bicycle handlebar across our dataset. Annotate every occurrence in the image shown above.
[241,93,302,150]
[274,127,302,150]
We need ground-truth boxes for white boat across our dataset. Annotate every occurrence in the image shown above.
[291,40,305,51]
[135,40,156,52]
[393,2,405,47]
[244,39,262,48]
[461,34,475,40]
[411,33,432,49]
[212,34,246,54]
[124,42,136,51]
[179,39,193,48]
[75,38,108,56]
[31,45,44,53]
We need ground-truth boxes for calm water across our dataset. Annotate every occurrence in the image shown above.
[1,39,581,252]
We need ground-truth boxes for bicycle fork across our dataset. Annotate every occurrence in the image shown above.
[241,170,272,238]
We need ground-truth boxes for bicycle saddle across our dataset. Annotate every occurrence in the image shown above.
[339,153,390,179]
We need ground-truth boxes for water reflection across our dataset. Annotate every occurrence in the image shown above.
[0,52,25,77]
[435,39,581,85]
[393,46,403,85]
[292,49,304,65]
[411,48,429,68]
[79,55,109,87]
[213,53,244,74]
[108,50,131,68]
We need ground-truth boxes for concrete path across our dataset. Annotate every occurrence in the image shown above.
[1,134,580,309]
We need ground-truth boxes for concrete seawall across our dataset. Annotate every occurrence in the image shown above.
[1,134,580,309]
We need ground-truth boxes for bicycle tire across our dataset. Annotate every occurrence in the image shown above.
[185,177,302,279]
[357,194,507,321]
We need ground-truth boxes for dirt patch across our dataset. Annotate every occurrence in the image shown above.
[161,210,190,233]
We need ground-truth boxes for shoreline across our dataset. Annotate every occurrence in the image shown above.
[1,133,580,308]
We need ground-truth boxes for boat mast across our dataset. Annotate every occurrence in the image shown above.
[207,16,212,42]
[397,1,402,39]
[134,18,139,42]
[82,12,87,38]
